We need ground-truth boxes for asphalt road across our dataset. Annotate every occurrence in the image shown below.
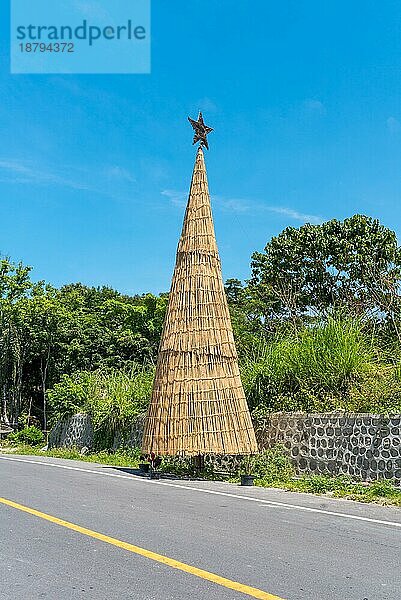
[1,455,400,600]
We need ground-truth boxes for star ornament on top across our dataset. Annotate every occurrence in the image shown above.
[188,112,213,150]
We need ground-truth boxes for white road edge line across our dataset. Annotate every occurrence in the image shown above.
[1,455,401,529]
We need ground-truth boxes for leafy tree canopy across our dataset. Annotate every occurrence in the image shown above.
[249,215,401,325]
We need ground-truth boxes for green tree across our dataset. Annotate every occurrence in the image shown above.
[0,257,33,426]
[225,278,245,305]
[224,278,264,356]
[0,260,169,428]
[19,285,70,431]
[249,215,401,327]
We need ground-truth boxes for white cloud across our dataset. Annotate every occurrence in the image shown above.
[196,98,218,114]
[0,159,91,190]
[161,189,187,208]
[266,206,322,224]
[162,188,321,224]
[162,190,249,213]
[303,99,326,114]
[107,166,136,183]
[387,117,401,133]
[213,196,250,212]
[0,159,137,202]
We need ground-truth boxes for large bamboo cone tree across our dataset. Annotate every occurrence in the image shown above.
[142,146,258,456]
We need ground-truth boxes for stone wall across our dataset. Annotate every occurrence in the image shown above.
[49,411,401,486]
[255,412,401,486]
[48,413,144,451]
[112,415,145,451]
[49,413,94,450]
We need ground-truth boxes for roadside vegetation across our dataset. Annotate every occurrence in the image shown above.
[2,215,401,430]
[0,441,141,468]
[47,366,153,448]
[1,215,401,505]
[2,441,400,507]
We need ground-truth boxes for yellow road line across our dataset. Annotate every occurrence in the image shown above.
[0,497,285,600]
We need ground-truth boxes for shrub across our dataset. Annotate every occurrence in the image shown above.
[159,456,194,477]
[294,474,337,494]
[159,456,226,479]
[348,363,401,413]
[46,371,94,422]
[241,316,377,412]
[366,479,399,499]
[90,368,153,447]
[7,445,141,468]
[47,366,154,449]
[250,447,294,484]
[7,426,44,446]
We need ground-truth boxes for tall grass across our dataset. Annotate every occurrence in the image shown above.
[47,365,154,447]
[90,367,153,443]
[241,316,377,412]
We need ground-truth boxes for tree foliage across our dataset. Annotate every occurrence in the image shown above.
[2,214,401,431]
[249,215,401,326]
[0,261,166,428]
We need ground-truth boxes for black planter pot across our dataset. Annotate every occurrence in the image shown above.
[139,463,150,473]
[240,474,255,487]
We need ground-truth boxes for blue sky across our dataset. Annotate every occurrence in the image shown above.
[1,0,401,294]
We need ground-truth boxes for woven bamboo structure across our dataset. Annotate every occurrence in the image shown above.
[142,146,258,456]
